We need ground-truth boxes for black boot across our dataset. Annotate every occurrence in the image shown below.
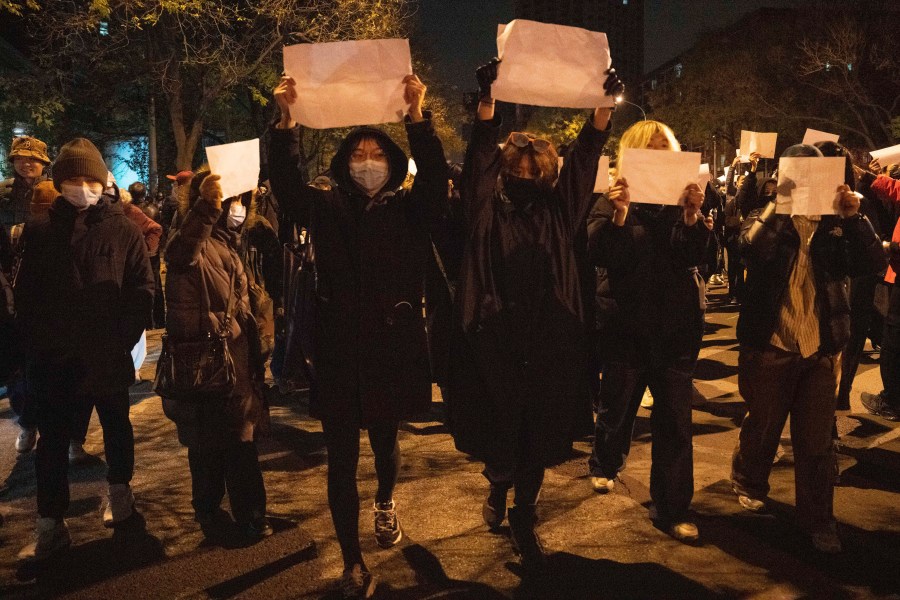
[507,506,546,571]
[483,484,509,530]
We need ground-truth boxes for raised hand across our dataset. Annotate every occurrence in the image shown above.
[609,177,630,226]
[836,184,860,218]
[680,183,704,225]
[868,158,882,173]
[476,58,501,99]
[749,151,761,172]
[403,74,427,123]
[603,68,625,99]
[199,174,223,209]
[274,76,298,129]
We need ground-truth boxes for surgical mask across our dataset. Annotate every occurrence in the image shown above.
[61,182,102,209]
[350,160,390,196]
[227,201,247,229]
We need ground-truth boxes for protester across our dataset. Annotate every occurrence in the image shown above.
[269,72,446,598]
[445,59,622,569]
[161,168,272,546]
[160,170,193,235]
[586,119,711,544]
[723,156,746,304]
[731,144,886,554]
[15,138,154,561]
[1,136,51,229]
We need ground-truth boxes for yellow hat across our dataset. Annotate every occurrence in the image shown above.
[8,136,51,164]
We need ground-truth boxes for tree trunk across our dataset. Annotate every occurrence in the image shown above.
[148,95,158,196]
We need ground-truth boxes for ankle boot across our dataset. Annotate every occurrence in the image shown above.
[507,506,546,571]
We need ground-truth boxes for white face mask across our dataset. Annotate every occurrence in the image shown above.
[227,201,247,229]
[61,182,102,209]
[349,159,390,196]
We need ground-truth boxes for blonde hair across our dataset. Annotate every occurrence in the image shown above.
[615,120,680,178]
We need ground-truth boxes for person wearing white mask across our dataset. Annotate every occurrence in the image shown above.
[14,137,154,562]
[269,73,447,597]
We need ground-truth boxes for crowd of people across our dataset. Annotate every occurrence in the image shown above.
[1,56,899,600]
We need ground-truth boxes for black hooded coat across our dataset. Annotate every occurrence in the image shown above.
[446,116,609,469]
[268,116,447,426]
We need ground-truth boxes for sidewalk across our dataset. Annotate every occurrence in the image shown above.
[1,286,899,599]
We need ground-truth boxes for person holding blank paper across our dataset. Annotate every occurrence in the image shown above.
[731,144,886,554]
[445,58,622,570]
[269,72,446,599]
[586,119,711,544]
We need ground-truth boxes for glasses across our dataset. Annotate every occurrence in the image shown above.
[507,132,552,154]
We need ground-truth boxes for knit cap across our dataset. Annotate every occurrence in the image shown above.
[52,138,108,190]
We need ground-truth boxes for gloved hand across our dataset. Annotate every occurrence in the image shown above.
[199,174,223,208]
[603,68,625,98]
[476,58,501,99]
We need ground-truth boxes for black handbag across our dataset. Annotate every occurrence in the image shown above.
[154,263,237,400]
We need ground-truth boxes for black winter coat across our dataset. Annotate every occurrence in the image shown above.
[269,116,447,426]
[15,197,154,394]
[588,198,711,365]
[447,117,609,468]
[737,202,887,354]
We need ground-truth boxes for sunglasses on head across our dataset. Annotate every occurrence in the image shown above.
[507,132,552,154]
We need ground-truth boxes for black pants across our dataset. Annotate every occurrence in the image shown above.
[72,397,94,445]
[322,417,400,568]
[28,362,134,520]
[188,440,266,525]
[483,464,544,509]
[151,254,165,329]
[589,354,697,522]
[725,238,744,301]
[882,283,900,410]
[838,274,880,407]
[8,374,37,430]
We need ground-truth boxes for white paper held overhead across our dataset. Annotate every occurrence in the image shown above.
[206,139,260,200]
[870,143,900,167]
[774,157,846,216]
[801,129,839,145]
[283,39,411,129]
[619,149,702,205]
[739,130,778,160]
[492,20,614,109]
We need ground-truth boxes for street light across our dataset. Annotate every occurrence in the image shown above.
[615,95,646,120]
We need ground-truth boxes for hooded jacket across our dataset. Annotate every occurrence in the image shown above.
[15,196,154,394]
[268,115,447,426]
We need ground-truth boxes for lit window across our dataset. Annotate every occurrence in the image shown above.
[847,63,852,71]
[99,21,109,36]
[675,63,683,77]
[623,0,628,4]
[825,62,831,71]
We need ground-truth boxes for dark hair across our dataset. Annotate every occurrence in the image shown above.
[813,141,855,190]
[128,181,146,202]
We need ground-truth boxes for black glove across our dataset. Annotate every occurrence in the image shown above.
[603,67,625,98]
[476,58,501,99]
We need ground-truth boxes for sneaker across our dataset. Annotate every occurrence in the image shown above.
[668,521,700,544]
[230,517,273,547]
[374,500,402,548]
[17,518,71,562]
[737,494,767,513]
[68,441,90,465]
[15,427,37,453]
[482,485,508,530]
[340,564,376,599]
[710,274,724,286]
[102,483,135,526]
[590,476,615,494]
[640,389,654,409]
[810,522,842,554]
[861,392,899,421]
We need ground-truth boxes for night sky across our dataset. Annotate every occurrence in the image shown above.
[416,0,802,85]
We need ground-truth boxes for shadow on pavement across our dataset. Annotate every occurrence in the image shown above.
[693,358,738,382]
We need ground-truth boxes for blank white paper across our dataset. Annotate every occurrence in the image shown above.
[619,148,702,205]
[206,139,260,200]
[774,156,846,216]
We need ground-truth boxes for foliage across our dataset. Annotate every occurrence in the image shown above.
[0,0,39,16]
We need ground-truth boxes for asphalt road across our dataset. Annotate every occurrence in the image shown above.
[1,284,899,599]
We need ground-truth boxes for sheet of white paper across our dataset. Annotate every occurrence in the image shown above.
[698,163,711,190]
[619,149,702,205]
[283,39,411,129]
[593,155,611,193]
[492,20,614,108]
[870,143,900,166]
[206,139,260,200]
[802,128,839,145]
[739,130,778,160]
[774,157,845,216]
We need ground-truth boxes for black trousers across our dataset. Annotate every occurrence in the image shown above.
[188,440,266,525]
[725,238,745,301]
[151,254,165,329]
[882,283,900,409]
[838,274,880,407]
[28,362,134,520]
[8,374,37,430]
[589,352,698,523]
[321,417,400,568]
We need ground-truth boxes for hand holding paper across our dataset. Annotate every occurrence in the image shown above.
[739,131,777,160]
[870,143,900,168]
[618,148,702,206]
[774,156,846,216]
[199,174,223,209]
[680,184,704,225]
[206,138,261,201]
[609,177,630,226]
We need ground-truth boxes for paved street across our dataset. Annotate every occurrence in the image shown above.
[1,285,899,599]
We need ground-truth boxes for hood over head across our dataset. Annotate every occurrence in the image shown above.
[330,127,408,196]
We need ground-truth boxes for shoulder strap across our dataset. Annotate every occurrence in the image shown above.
[430,238,455,301]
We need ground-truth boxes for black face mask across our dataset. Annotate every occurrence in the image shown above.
[503,174,541,204]
[761,193,777,203]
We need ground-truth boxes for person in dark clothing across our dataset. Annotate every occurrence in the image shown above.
[723,156,746,303]
[129,181,166,327]
[1,136,51,230]
[161,168,272,547]
[269,73,446,598]
[15,138,154,562]
[586,119,711,544]
[445,59,622,570]
[731,144,886,554]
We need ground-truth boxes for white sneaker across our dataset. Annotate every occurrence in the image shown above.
[590,476,615,493]
[640,389,654,409]
[68,441,90,465]
[17,518,71,562]
[103,483,135,526]
[15,427,37,453]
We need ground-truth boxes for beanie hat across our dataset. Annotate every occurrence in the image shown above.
[52,138,108,190]
[8,136,51,164]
